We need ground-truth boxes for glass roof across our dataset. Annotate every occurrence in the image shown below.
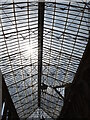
[0,0,89,119]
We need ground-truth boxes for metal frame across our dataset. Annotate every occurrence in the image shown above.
[0,1,89,119]
[38,2,45,107]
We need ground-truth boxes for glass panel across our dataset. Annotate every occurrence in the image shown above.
[0,1,89,119]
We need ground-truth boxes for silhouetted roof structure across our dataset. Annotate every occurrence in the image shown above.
[0,0,89,119]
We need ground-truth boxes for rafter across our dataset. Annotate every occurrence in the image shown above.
[38,2,45,107]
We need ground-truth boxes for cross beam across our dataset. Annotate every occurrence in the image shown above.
[38,2,45,107]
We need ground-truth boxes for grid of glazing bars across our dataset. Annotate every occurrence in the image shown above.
[0,2,38,119]
[0,1,89,119]
[41,1,89,119]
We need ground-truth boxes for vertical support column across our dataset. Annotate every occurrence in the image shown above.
[0,3,2,118]
[0,70,2,120]
[38,2,45,107]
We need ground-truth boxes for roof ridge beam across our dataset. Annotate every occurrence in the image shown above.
[38,2,45,107]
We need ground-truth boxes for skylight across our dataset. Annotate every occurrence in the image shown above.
[0,0,89,119]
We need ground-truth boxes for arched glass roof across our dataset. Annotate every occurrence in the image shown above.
[0,0,89,119]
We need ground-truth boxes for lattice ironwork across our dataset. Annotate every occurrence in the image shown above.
[0,0,89,119]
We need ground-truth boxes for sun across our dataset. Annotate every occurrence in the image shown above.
[23,40,38,63]
[25,44,33,57]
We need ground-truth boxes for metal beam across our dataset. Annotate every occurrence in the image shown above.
[38,2,45,107]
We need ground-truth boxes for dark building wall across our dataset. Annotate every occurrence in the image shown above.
[1,72,20,120]
[57,32,90,119]
[0,70,2,120]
